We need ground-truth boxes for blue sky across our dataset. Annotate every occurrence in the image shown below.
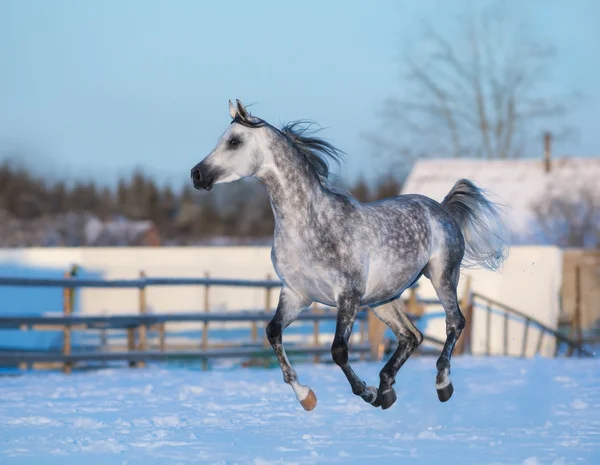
[1,0,599,188]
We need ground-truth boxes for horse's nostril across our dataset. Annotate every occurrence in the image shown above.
[191,168,202,183]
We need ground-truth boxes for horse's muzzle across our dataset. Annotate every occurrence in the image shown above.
[191,164,215,191]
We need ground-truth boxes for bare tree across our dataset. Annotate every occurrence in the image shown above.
[370,4,574,166]
[531,184,600,248]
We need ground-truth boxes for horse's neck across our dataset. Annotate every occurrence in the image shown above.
[259,164,329,229]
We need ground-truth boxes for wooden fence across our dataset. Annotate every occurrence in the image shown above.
[468,292,593,358]
[0,270,388,372]
[0,270,591,373]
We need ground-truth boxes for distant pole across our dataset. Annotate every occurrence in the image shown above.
[544,132,552,173]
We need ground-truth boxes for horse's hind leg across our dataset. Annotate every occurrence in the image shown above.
[370,299,423,409]
[266,287,315,410]
[425,257,465,403]
[331,289,380,406]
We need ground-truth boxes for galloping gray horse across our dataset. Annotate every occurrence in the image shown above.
[191,100,509,411]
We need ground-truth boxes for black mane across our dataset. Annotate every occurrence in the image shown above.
[231,113,345,183]
[279,121,345,183]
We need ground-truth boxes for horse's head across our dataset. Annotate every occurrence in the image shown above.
[191,99,269,191]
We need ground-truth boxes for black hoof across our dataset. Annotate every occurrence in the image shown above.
[437,382,454,402]
[371,389,383,408]
[381,389,397,410]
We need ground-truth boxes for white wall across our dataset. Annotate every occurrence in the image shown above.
[0,245,563,356]
[0,247,279,340]
[413,246,562,357]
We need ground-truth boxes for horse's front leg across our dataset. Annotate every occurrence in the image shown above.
[265,287,315,410]
[331,289,380,406]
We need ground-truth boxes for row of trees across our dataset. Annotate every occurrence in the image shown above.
[0,160,403,244]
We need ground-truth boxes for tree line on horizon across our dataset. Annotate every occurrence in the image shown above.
[0,160,403,245]
[2,6,589,246]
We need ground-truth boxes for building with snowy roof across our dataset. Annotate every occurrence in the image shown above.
[401,154,600,336]
[401,156,600,247]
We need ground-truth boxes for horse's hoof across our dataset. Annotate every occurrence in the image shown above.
[371,389,383,408]
[361,386,379,406]
[381,389,397,410]
[436,382,454,402]
[300,389,317,411]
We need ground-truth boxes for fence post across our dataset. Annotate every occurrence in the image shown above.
[252,275,269,344]
[571,265,583,356]
[137,271,147,368]
[359,307,367,361]
[368,305,386,361]
[62,266,77,374]
[159,323,166,352]
[18,323,28,371]
[534,329,544,356]
[464,300,475,354]
[100,309,108,368]
[202,272,210,370]
[263,274,272,348]
[406,286,423,317]
[454,276,471,355]
[312,302,320,363]
[100,310,108,350]
[127,327,136,367]
[521,319,531,358]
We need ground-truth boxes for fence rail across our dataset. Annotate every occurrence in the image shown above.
[0,344,373,365]
[0,271,385,372]
[470,292,593,357]
[0,276,283,289]
[0,310,365,330]
[0,271,592,372]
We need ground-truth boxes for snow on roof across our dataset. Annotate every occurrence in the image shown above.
[401,157,600,244]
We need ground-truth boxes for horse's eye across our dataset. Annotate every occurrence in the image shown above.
[229,138,240,148]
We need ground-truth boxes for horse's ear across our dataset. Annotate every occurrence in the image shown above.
[236,99,249,120]
[229,100,238,119]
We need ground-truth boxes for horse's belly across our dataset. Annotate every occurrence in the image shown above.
[280,267,340,306]
[272,241,428,308]
[361,257,427,306]
[272,252,340,306]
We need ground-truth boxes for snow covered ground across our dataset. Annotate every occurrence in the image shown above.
[1,356,599,465]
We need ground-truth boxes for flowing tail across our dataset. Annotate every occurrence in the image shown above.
[441,179,510,271]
